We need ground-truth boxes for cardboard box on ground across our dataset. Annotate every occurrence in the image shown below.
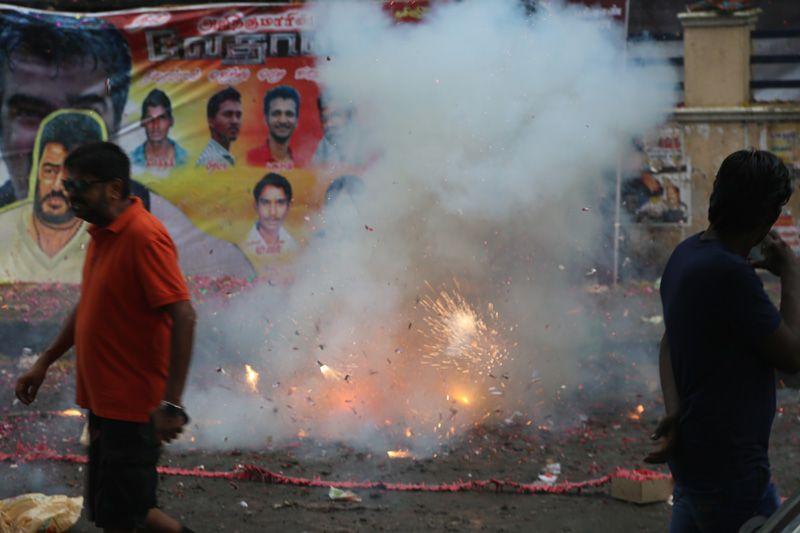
[610,476,674,504]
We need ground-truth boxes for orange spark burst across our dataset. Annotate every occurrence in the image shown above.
[244,364,259,392]
[59,409,83,417]
[451,393,471,406]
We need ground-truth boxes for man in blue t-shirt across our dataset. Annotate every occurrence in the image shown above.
[648,149,799,532]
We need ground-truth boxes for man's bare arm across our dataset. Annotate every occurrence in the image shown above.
[645,332,681,464]
[161,300,196,405]
[15,305,78,404]
[41,305,78,365]
[756,232,800,374]
[659,333,680,416]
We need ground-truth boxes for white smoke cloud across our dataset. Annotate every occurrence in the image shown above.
[183,0,676,454]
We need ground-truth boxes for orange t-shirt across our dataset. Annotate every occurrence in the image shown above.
[75,197,190,422]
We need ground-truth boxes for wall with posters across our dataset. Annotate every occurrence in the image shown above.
[617,117,800,280]
[682,118,800,240]
[0,0,634,285]
[7,1,797,285]
[0,3,374,283]
[619,116,800,280]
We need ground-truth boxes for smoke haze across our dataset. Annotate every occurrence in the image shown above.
[185,0,676,454]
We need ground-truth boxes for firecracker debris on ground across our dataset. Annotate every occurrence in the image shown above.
[1,279,798,531]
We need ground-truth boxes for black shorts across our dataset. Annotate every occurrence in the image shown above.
[86,411,161,529]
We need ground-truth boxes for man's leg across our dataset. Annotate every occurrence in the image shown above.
[85,413,101,526]
[144,507,183,533]
[88,414,193,533]
[757,482,781,517]
[676,472,780,532]
[102,509,187,533]
[669,484,703,533]
[90,416,161,530]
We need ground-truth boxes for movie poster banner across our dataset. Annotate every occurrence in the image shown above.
[0,2,408,284]
[0,1,627,284]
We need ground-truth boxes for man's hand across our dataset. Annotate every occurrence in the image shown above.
[15,362,48,405]
[150,407,186,444]
[753,230,797,277]
[644,414,679,464]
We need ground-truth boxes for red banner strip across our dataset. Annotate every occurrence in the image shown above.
[0,451,670,495]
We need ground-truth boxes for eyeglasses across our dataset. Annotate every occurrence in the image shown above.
[63,178,110,196]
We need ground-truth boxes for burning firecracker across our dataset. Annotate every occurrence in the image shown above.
[317,360,346,381]
[244,364,259,393]
[387,449,413,459]
[627,404,645,421]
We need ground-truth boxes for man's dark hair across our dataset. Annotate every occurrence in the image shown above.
[708,149,792,233]
[64,141,131,196]
[0,11,132,130]
[141,88,173,121]
[253,172,292,204]
[207,87,241,119]
[263,85,300,118]
[37,113,105,161]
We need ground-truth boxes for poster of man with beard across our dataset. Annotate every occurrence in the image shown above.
[0,110,105,283]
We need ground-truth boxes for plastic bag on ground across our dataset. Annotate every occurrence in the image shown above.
[328,487,362,502]
[0,493,83,533]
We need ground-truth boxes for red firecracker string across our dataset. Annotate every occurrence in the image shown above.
[0,451,670,495]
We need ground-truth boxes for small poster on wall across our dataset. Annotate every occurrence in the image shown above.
[768,124,800,172]
[621,125,691,226]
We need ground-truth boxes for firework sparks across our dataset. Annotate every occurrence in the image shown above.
[447,391,472,406]
[244,364,259,392]
[627,404,645,421]
[387,449,412,459]
[420,282,510,377]
[318,360,346,381]
[2,409,85,419]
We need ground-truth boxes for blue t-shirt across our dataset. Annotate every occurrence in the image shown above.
[660,233,780,487]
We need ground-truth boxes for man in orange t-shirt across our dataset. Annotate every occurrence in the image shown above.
[16,142,197,533]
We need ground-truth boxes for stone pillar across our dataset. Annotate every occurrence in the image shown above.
[678,9,760,107]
